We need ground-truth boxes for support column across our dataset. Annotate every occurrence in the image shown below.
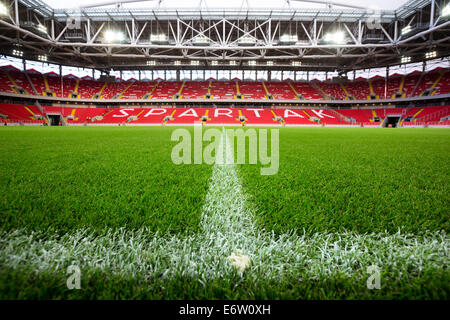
[385,66,389,99]
[59,65,63,97]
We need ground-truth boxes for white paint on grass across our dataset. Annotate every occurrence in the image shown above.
[0,128,449,283]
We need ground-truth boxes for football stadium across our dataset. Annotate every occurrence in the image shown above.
[0,0,449,303]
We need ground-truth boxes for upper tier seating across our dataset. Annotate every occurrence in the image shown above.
[370,76,386,99]
[264,82,296,100]
[101,80,132,99]
[151,81,183,99]
[27,70,44,95]
[345,79,371,100]
[9,69,34,94]
[0,70,16,93]
[318,82,347,100]
[210,81,236,99]
[181,81,210,99]
[290,81,322,100]
[238,81,266,99]
[411,70,441,96]
[432,71,450,96]
[122,81,157,99]
[403,71,422,97]
[78,77,106,99]
[1,67,449,101]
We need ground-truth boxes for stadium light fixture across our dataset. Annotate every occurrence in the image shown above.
[229,61,237,66]
[401,25,412,36]
[104,29,125,43]
[401,56,411,64]
[238,35,256,46]
[266,61,273,66]
[174,60,181,66]
[442,3,450,17]
[0,2,8,16]
[191,60,200,66]
[323,30,346,44]
[12,49,23,57]
[146,60,156,66]
[37,24,48,35]
[193,35,209,46]
[211,61,218,66]
[425,51,437,59]
[248,60,256,66]
[150,34,168,44]
[292,61,302,67]
[279,34,297,44]
[38,55,48,62]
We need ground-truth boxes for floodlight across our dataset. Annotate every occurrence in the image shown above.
[12,49,23,57]
[279,34,297,44]
[238,35,256,46]
[442,3,450,17]
[150,34,168,44]
[401,25,412,36]
[193,35,209,46]
[104,30,125,43]
[323,30,346,44]
[0,2,8,16]
[425,51,437,59]
[400,56,411,64]
[37,24,47,34]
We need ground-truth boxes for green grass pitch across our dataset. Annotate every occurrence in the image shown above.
[0,126,448,299]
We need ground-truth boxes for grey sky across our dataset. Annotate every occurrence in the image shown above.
[43,0,410,11]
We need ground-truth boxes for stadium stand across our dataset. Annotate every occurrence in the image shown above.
[0,103,45,124]
[0,66,449,101]
[290,81,323,100]
[1,103,449,127]
[210,80,236,99]
[264,82,297,100]
[345,78,371,100]
[77,77,105,99]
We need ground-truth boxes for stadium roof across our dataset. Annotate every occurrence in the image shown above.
[0,0,448,72]
[43,0,409,10]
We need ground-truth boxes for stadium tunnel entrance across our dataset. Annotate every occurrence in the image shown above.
[47,114,63,126]
[382,115,401,128]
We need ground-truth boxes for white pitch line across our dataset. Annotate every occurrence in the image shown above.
[0,128,449,283]
[194,127,258,276]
